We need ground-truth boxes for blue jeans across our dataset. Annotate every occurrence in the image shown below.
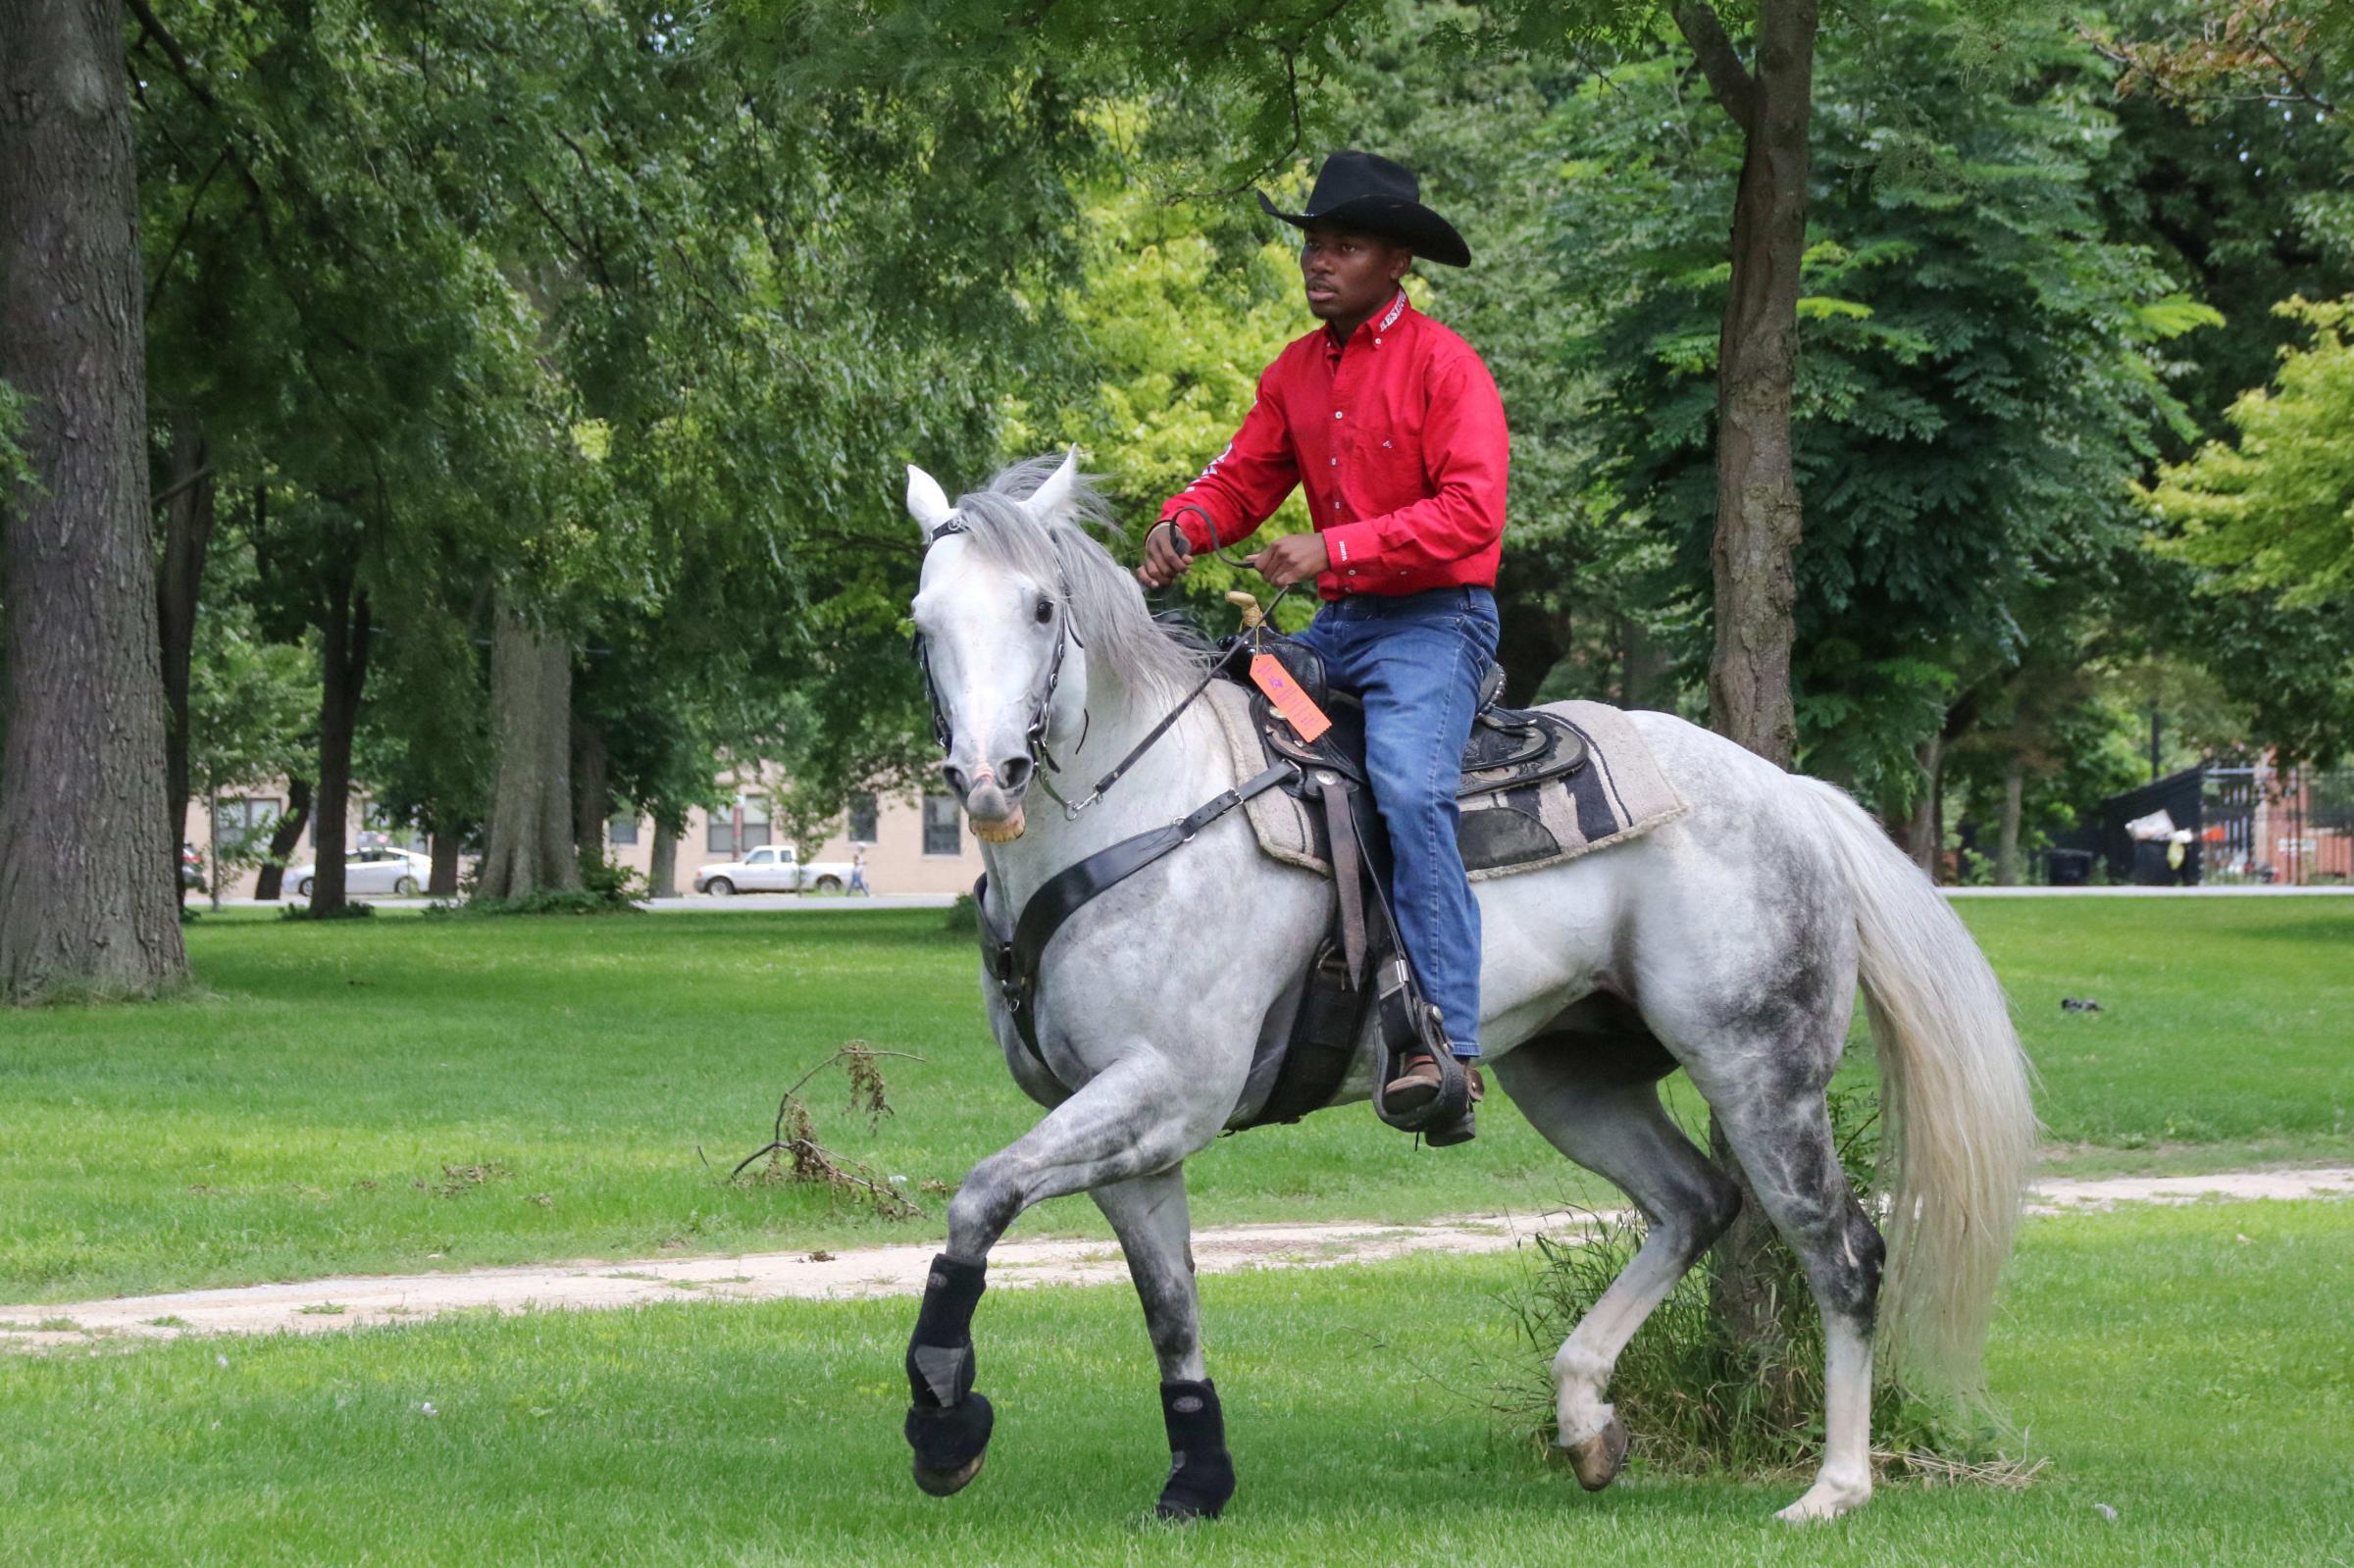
[1293,586,1501,1058]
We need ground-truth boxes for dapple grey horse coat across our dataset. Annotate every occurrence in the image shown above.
[900,453,2035,1523]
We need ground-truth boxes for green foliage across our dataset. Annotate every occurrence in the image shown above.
[2145,296,2354,606]
[280,900,375,923]
[185,542,314,845]
[1003,129,1319,632]
[1551,2,2215,798]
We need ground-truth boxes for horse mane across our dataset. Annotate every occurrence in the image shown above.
[948,455,1214,699]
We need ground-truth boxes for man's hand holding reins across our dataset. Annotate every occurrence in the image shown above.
[1246,531,1330,588]
[1138,521,1194,588]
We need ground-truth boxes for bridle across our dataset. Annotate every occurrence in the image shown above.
[914,508,1285,825]
[911,512,1088,811]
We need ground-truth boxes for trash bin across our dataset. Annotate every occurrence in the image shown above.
[2045,848,2094,886]
[2131,839,2174,885]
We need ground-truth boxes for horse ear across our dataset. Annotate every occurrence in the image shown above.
[907,465,953,537]
[1025,447,1081,525]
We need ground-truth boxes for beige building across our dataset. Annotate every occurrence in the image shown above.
[184,773,983,899]
[609,778,984,896]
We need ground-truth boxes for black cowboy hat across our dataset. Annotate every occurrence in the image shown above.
[1256,150,1470,268]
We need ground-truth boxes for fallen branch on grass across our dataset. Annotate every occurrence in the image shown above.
[727,1043,928,1221]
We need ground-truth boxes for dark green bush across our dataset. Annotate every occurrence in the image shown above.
[280,900,377,922]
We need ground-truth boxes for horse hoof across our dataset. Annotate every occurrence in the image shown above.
[913,1451,986,1497]
[1152,1493,1225,1523]
[905,1389,994,1496]
[1559,1416,1629,1492]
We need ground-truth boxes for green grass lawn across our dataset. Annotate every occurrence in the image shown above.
[1,899,2346,1303]
[0,1199,2345,1566]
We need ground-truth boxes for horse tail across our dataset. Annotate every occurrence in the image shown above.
[1797,777,2038,1394]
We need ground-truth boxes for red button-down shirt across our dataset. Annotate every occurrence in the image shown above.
[1161,291,1509,601]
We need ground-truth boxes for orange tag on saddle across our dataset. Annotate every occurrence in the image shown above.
[1250,651,1331,741]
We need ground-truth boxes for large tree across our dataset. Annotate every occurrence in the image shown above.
[0,0,189,997]
[1550,5,2215,806]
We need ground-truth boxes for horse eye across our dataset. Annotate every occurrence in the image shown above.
[1035,596,1054,625]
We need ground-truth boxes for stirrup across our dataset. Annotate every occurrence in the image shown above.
[1372,964,1470,1134]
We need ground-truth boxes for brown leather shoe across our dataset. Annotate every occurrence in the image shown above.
[1382,1053,1483,1112]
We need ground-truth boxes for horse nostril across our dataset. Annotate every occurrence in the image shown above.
[942,764,968,797]
[999,756,1032,791]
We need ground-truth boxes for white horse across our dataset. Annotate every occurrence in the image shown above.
[896,452,2034,1524]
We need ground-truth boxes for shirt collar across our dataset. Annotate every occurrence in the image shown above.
[1323,289,1414,356]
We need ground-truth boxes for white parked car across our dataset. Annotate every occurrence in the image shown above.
[286,846,432,898]
[694,844,852,896]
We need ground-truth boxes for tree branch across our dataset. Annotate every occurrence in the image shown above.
[1670,0,1759,135]
[123,0,222,113]
[144,147,238,313]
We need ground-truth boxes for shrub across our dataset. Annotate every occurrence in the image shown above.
[442,851,647,917]
[280,900,377,922]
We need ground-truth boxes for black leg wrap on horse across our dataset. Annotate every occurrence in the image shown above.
[905,1254,994,1492]
[1154,1379,1236,1521]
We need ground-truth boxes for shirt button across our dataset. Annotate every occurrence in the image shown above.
[1329,458,1337,466]
[1334,411,1344,420]
[1374,337,1383,345]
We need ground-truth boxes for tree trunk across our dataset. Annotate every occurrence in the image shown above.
[156,420,216,864]
[307,581,373,913]
[206,784,223,913]
[648,813,680,898]
[0,0,189,997]
[1676,0,1817,771]
[1671,0,1818,1350]
[428,832,462,898]
[572,713,610,857]
[253,776,311,900]
[1996,755,2025,886]
[1908,733,1944,875]
[475,599,581,901]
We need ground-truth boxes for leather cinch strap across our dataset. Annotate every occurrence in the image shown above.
[977,761,1299,1075]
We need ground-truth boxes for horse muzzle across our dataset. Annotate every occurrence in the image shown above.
[949,762,1030,843]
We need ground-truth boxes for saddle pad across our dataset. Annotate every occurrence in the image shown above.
[1207,684,1685,882]
[1460,701,1685,881]
[1208,683,1330,877]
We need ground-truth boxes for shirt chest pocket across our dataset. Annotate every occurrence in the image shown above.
[1355,415,1425,498]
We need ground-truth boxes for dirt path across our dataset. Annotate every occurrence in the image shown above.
[7,1167,2348,1352]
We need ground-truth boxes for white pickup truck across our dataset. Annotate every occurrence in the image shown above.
[693,844,854,896]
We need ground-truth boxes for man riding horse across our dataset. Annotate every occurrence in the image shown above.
[1138,150,1508,1138]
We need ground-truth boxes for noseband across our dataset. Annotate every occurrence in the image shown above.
[911,513,1087,807]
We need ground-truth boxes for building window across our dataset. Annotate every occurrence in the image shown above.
[923,792,961,857]
[709,799,770,855]
[608,813,640,846]
[212,796,281,851]
[847,791,879,845]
